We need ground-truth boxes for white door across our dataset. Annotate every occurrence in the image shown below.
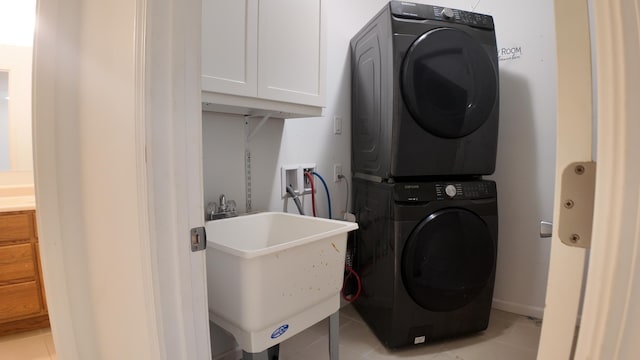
[145,0,213,359]
[538,0,640,358]
[33,0,212,358]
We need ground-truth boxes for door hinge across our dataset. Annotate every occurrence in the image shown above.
[558,161,596,249]
[190,226,207,252]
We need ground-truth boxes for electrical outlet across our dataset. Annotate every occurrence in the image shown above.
[334,164,343,182]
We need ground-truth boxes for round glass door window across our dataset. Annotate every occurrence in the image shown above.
[402,208,495,312]
[401,27,498,138]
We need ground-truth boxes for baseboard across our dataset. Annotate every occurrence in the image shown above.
[0,314,50,337]
[213,347,242,360]
[492,298,544,319]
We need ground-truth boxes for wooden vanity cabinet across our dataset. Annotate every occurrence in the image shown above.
[0,210,49,335]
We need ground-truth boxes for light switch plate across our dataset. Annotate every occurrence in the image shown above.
[333,116,342,135]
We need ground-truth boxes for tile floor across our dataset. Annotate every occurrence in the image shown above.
[0,328,56,360]
[0,305,541,360]
[278,305,542,360]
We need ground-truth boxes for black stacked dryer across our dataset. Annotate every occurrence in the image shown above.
[350,1,500,348]
[352,1,499,179]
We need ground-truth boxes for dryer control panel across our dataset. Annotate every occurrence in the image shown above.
[394,180,496,202]
[389,1,494,30]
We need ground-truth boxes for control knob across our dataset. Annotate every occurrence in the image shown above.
[445,184,457,198]
[441,8,454,19]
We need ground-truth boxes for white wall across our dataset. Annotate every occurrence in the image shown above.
[0,0,35,180]
[0,44,33,178]
[473,0,558,318]
[203,3,557,354]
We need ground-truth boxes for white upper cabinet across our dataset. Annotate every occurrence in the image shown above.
[201,0,257,97]
[201,0,326,118]
[257,0,325,107]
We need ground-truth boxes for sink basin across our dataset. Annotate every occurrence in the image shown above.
[205,212,358,353]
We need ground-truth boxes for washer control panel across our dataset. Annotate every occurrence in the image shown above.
[395,181,496,202]
[435,182,494,200]
[444,184,457,198]
[389,1,494,30]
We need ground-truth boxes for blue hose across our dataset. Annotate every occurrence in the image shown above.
[311,172,332,219]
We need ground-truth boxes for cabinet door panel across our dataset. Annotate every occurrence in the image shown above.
[0,213,31,242]
[202,0,258,97]
[258,0,325,107]
[0,244,36,283]
[0,282,41,321]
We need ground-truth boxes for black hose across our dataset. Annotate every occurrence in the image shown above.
[286,185,304,215]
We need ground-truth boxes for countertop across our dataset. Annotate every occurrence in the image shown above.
[0,195,36,212]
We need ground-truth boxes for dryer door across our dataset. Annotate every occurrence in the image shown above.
[401,27,498,138]
[402,207,495,312]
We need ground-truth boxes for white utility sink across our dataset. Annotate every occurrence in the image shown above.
[205,212,358,353]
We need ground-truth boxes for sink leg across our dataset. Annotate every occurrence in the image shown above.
[268,344,280,359]
[242,349,268,360]
[242,344,279,360]
[329,311,339,360]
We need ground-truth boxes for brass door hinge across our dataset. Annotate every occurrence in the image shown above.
[558,161,596,248]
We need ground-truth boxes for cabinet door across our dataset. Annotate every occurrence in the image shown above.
[257,0,326,107]
[201,0,258,97]
[0,282,41,321]
[0,213,31,242]
[0,244,36,283]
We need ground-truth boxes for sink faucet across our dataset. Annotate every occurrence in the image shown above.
[207,194,238,220]
[219,194,228,212]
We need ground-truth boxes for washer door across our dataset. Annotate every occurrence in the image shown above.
[401,27,498,139]
[402,208,495,312]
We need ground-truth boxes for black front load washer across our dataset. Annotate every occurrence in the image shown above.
[352,178,498,348]
[351,2,499,179]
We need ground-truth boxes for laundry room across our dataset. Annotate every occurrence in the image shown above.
[13,0,612,358]
[202,0,558,359]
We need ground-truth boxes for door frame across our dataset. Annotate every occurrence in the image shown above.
[573,0,640,357]
[144,0,211,358]
[536,0,592,357]
[538,0,640,358]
